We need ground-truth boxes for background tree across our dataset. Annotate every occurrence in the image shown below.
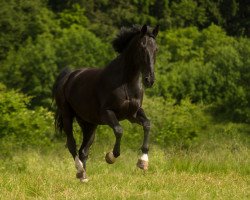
[0,0,249,120]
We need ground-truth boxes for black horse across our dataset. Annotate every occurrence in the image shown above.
[53,25,159,182]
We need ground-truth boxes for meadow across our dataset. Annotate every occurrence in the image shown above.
[0,122,249,200]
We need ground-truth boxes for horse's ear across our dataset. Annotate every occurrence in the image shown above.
[141,25,148,35]
[152,25,159,37]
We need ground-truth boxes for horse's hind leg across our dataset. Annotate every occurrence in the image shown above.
[61,108,82,179]
[77,120,97,182]
[63,115,76,159]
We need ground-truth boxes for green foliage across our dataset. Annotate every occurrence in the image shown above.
[0,0,58,61]
[171,0,207,27]
[151,25,250,122]
[58,4,89,28]
[55,24,114,68]
[1,34,57,106]
[0,25,113,106]
[0,0,249,112]
[143,97,208,148]
[0,84,54,156]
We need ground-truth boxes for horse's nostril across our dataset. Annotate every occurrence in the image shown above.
[144,76,154,87]
[145,77,150,83]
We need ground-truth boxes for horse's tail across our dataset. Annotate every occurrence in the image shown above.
[54,108,63,134]
[52,67,71,134]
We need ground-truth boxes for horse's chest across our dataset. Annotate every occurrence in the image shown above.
[117,98,141,118]
[105,84,142,119]
[119,85,142,116]
[126,98,141,112]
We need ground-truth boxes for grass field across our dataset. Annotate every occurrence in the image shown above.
[0,133,249,200]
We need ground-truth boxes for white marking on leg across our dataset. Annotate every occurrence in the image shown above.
[140,153,148,162]
[75,156,83,172]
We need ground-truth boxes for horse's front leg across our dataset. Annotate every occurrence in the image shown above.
[130,108,150,170]
[101,110,123,164]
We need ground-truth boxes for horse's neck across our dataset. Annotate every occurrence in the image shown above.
[122,52,141,86]
[103,53,142,98]
[120,52,142,99]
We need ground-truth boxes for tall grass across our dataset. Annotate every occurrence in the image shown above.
[0,135,249,200]
[1,92,249,199]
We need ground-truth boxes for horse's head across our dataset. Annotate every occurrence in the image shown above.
[112,24,159,88]
[137,25,159,88]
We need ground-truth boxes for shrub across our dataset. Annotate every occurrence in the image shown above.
[55,24,114,68]
[143,97,208,148]
[0,83,54,157]
[152,25,250,122]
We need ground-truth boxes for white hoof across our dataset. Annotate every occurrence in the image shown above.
[137,153,149,170]
[80,178,89,183]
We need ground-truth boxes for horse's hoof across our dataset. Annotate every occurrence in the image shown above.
[105,151,116,164]
[137,159,148,170]
[76,171,84,179]
[76,170,87,180]
[80,178,89,183]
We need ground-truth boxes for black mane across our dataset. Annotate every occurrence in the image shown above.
[112,25,153,54]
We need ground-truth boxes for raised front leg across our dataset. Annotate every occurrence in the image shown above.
[129,108,150,170]
[101,110,123,164]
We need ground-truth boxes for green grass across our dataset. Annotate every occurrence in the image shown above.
[0,138,249,200]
